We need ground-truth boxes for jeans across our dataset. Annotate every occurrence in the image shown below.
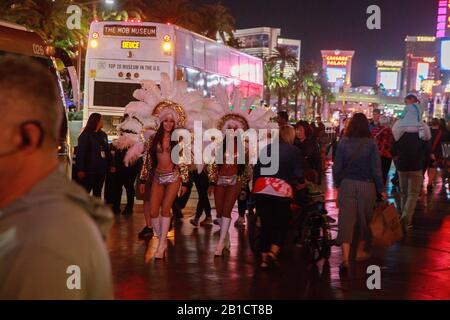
[398,170,423,228]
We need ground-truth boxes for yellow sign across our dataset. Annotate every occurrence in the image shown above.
[378,67,401,71]
[89,69,96,78]
[421,80,435,94]
[376,60,403,68]
[121,41,140,49]
[325,55,350,66]
[423,57,436,63]
[416,36,436,42]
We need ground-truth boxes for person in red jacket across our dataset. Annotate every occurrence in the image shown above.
[369,109,394,187]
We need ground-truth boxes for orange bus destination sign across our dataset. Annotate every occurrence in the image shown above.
[103,25,157,37]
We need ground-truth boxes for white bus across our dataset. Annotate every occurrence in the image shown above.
[83,21,264,136]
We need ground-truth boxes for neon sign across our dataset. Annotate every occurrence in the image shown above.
[325,55,350,66]
[423,57,436,63]
[436,0,450,38]
[416,36,436,42]
[376,60,403,68]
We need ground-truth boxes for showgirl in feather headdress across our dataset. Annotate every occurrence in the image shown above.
[203,86,276,257]
[123,72,205,259]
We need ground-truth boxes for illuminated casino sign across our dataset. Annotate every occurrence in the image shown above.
[325,55,349,66]
[436,0,450,38]
[423,57,436,63]
[376,60,404,68]
[321,50,355,90]
[416,36,436,42]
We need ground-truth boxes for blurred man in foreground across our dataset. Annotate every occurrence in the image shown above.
[0,56,113,299]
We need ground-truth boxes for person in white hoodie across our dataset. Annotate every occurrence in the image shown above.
[392,94,431,141]
[0,56,113,299]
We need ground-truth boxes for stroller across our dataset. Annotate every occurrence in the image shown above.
[292,187,336,263]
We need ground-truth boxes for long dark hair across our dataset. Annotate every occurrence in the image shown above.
[149,122,177,168]
[84,113,102,134]
[295,120,313,138]
[345,113,371,138]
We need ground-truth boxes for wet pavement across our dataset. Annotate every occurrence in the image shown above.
[107,167,450,300]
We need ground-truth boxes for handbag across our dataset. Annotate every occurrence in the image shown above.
[157,171,179,185]
[370,201,403,247]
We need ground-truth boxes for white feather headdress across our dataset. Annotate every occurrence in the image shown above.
[133,72,205,130]
[113,72,205,166]
[205,86,277,131]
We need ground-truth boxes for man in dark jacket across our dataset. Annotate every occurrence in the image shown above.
[76,119,111,199]
[391,132,431,232]
[110,146,141,215]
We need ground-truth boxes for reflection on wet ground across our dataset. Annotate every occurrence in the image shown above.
[108,167,450,299]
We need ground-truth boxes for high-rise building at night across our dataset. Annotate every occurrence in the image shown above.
[403,36,438,95]
[234,27,301,77]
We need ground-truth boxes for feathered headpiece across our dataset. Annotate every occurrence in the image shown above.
[205,86,277,132]
[113,72,205,166]
[133,72,205,130]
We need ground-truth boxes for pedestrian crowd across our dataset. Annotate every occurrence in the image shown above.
[1,56,449,299]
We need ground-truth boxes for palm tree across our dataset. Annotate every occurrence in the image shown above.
[301,75,321,119]
[197,3,235,43]
[226,35,241,48]
[286,61,328,120]
[288,70,303,120]
[269,46,298,108]
[143,0,198,31]
[263,59,288,106]
[100,0,145,22]
[0,0,92,56]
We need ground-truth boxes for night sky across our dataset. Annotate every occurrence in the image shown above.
[204,0,438,86]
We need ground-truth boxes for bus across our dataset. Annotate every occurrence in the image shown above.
[0,20,76,172]
[83,21,264,136]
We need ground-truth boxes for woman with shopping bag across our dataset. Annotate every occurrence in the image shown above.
[333,113,384,276]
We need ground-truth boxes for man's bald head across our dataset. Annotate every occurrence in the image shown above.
[0,55,62,148]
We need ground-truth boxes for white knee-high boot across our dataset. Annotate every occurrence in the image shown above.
[155,217,171,259]
[215,217,231,256]
[151,217,161,238]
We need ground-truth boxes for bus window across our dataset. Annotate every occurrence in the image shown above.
[93,81,140,108]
